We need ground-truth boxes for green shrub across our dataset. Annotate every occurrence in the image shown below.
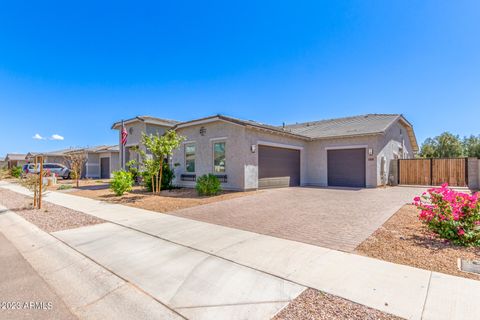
[126,160,139,183]
[195,174,222,196]
[142,163,175,192]
[10,166,22,178]
[57,184,73,190]
[110,170,133,196]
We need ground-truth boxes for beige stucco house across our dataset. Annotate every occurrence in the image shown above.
[113,114,418,190]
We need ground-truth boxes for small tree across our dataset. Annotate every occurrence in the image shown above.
[64,151,87,188]
[134,130,185,194]
[19,173,48,207]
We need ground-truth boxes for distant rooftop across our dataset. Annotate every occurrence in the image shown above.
[5,153,27,161]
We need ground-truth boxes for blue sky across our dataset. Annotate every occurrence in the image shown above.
[1,1,479,156]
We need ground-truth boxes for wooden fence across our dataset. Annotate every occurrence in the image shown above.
[398,158,467,187]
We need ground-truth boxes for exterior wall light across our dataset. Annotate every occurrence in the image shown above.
[368,148,374,156]
[251,145,256,153]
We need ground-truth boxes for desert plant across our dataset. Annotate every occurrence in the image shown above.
[110,170,133,196]
[0,168,11,179]
[19,173,47,195]
[413,184,480,246]
[142,163,175,192]
[126,160,140,183]
[64,151,87,187]
[195,174,222,196]
[57,184,73,190]
[133,130,185,194]
[10,166,22,178]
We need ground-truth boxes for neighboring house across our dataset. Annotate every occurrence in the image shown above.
[26,148,81,165]
[0,157,6,169]
[5,154,28,169]
[26,146,120,179]
[113,114,418,190]
[84,145,120,179]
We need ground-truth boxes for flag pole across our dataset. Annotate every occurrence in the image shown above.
[122,120,125,170]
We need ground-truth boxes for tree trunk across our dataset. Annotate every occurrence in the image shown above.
[151,175,154,194]
[158,165,163,194]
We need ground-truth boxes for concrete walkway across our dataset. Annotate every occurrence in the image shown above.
[2,181,480,320]
[0,230,76,320]
[0,205,184,320]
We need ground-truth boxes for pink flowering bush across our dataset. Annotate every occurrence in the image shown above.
[413,183,480,246]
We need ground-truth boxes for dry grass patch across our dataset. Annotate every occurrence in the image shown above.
[356,204,480,280]
[68,184,258,213]
[274,288,401,320]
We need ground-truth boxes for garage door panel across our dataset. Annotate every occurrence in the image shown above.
[258,145,300,188]
[327,148,366,188]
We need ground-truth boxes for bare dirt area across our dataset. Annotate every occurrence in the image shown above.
[273,288,401,320]
[68,183,259,213]
[0,188,104,233]
[356,204,480,281]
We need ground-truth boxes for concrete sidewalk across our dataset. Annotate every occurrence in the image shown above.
[0,205,184,320]
[2,181,480,320]
[0,230,76,320]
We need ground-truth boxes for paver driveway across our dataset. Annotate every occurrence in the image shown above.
[170,186,426,252]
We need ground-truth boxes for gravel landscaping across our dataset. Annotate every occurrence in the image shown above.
[356,204,480,281]
[0,188,104,233]
[273,288,401,320]
[68,184,258,213]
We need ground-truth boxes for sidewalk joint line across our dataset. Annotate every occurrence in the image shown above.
[420,271,433,319]
[175,299,293,309]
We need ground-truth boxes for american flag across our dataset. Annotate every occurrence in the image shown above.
[121,122,128,146]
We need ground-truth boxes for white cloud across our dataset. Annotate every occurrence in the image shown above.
[50,134,64,141]
[33,133,45,140]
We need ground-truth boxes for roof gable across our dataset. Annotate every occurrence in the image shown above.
[111,116,179,130]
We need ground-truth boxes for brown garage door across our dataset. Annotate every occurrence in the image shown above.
[327,148,366,188]
[258,145,300,188]
[100,157,110,179]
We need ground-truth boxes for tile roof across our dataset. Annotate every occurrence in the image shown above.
[174,114,311,140]
[283,114,404,139]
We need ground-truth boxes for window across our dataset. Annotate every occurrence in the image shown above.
[185,144,196,172]
[213,142,226,173]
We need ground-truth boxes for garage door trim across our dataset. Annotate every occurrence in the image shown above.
[325,144,369,151]
[257,140,304,151]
